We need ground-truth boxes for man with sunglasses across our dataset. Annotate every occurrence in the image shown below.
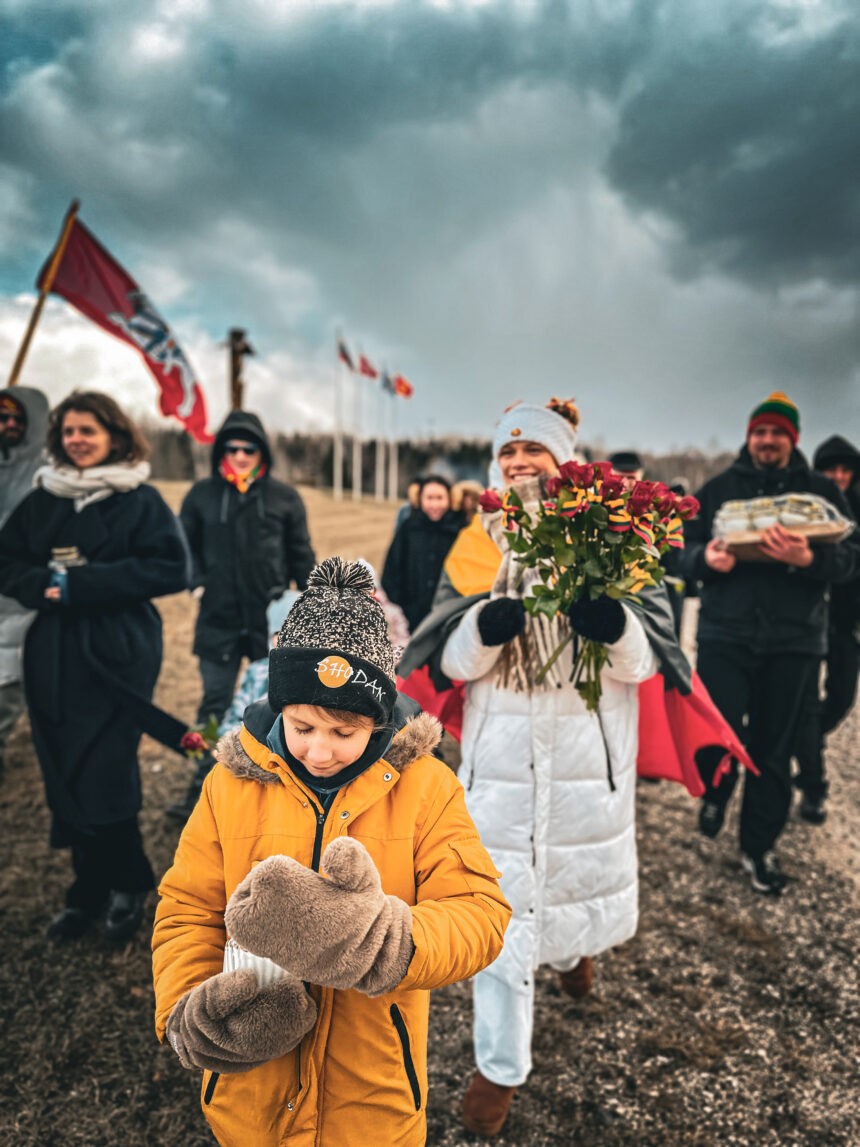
[172,410,316,820]
[0,387,50,779]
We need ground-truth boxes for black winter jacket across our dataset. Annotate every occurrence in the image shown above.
[681,446,859,656]
[181,411,315,663]
[813,436,860,632]
[382,509,465,633]
[0,483,189,828]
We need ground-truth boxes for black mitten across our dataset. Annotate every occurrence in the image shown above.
[568,598,626,644]
[477,598,526,646]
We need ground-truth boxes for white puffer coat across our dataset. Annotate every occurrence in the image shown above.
[441,598,656,991]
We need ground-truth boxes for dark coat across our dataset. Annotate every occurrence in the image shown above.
[382,509,465,633]
[180,411,315,664]
[812,436,860,632]
[680,446,860,656]
[0,483,189,829]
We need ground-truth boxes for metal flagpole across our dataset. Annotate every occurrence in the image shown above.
[387,390,398,502]
[352,367,362,501]
[375,373,386,502]
[7,199,80,387]
[333,356,344,500]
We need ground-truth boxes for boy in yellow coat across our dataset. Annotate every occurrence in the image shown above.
[152,558,510,1147]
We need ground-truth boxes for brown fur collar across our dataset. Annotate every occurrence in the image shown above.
[214,713,442,786]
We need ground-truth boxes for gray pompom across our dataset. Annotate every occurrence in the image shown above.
[307,557,375,595]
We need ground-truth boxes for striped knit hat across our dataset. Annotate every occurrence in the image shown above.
[748,391,800,444]
[268,557,396,725]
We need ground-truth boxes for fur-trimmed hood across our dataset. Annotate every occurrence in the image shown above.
[214,696,442,787]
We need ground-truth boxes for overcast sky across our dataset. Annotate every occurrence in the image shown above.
[0,0,857,453]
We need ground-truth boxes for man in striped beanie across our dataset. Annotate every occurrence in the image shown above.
[679,391,860,895]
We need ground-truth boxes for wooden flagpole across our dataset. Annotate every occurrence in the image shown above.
[6,199,80,388]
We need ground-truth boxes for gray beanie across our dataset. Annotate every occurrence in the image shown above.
[268,558,397,724]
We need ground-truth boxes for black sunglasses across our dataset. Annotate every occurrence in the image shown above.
[223,443,260,456]
[0,412,25,424]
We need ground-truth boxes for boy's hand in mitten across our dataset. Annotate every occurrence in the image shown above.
[477,597,526,646]
[225,838,414,997]
[166,969,317,1075]
[567,597,626,644]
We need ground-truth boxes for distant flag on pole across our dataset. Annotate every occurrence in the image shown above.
[337,336,355,371]
[36,216,213,443]
[393,373,414,399]
[358,353,379,379]
[381,369,396,395]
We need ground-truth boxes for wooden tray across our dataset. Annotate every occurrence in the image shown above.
[723,520,852,562]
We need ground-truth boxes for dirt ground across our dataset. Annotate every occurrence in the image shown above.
[1,483,857,1146]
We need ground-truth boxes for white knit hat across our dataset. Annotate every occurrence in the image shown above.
[488,401,579,488]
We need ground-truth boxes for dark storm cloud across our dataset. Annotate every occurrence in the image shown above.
[605,1,860,286]
[0,1,856,450]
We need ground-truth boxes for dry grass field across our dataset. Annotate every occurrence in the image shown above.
[1,482,858,1145]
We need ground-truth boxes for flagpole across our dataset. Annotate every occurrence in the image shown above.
[352,368,362,502]
[388,391,398,502]
[375,372,386,502]
[333,353,344,501]
[6,199,80,388]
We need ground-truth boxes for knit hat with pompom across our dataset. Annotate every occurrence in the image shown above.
[488,397,580,488]
[268,557,396,724]
[748,391,800,445]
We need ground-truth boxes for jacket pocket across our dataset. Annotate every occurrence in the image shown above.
[389,1004,421,1112]
[203,1070,219,1105]
[450,838,503,892]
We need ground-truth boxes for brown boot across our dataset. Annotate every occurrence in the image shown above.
[558,956,593,999]
[461,1069,517,1137]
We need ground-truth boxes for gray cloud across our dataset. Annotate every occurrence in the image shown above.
[0,0,857,451]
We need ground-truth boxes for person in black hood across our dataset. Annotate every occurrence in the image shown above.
[175,411,315,814]
[791,436,860,822]
[381,474,464,635]
[680,393,859,895]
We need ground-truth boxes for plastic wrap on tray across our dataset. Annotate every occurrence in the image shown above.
[713,493,854,560]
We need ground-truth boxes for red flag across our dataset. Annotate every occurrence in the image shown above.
[393,373,414,398]
[337,337,355,371]
[37,218,213,442]
[358,353,379,379]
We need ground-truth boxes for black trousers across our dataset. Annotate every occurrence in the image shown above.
[53,817,156,917]
[196,636,253,726]
[793,630,859,799]
[695,642,818,858]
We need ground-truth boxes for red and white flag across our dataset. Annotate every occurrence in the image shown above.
[37,218,213,442]
[358,353,379,379]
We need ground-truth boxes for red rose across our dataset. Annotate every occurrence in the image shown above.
[593,461,614,482]
[558,461,594,489]
[479,490,504,513]
[544,476,562,498]
[626,480,655,517]
[653,483,677,517]
[677,495,700,520]
[181,730,207,752]
[601,474,626,501]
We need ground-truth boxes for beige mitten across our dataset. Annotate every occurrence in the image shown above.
[166,968,317,1074]
[225,838,414,997]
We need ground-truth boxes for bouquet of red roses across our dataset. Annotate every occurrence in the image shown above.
[479,463,699,710]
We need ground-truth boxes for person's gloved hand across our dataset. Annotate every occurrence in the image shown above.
[477,597,526,646]
[568,597,626,644]
[166,969,317,1074]
[225,839,414,998]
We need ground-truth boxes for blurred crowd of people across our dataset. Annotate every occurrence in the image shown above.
[0,380,857,1144]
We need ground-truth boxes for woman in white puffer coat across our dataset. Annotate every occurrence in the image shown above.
[441,399,657,1137]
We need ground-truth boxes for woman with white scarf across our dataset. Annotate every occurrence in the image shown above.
[439,399,658,1137]
[0,391,188,943]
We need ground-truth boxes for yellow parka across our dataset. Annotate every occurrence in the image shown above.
[152,701,510,1147]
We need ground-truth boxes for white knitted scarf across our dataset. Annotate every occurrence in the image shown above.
[34,460,151,512]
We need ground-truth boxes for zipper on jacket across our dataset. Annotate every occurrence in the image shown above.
[311,804,329,872]
[596,706,616,792]
[203,1071,219,1105]
[390,1004,421,1111]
